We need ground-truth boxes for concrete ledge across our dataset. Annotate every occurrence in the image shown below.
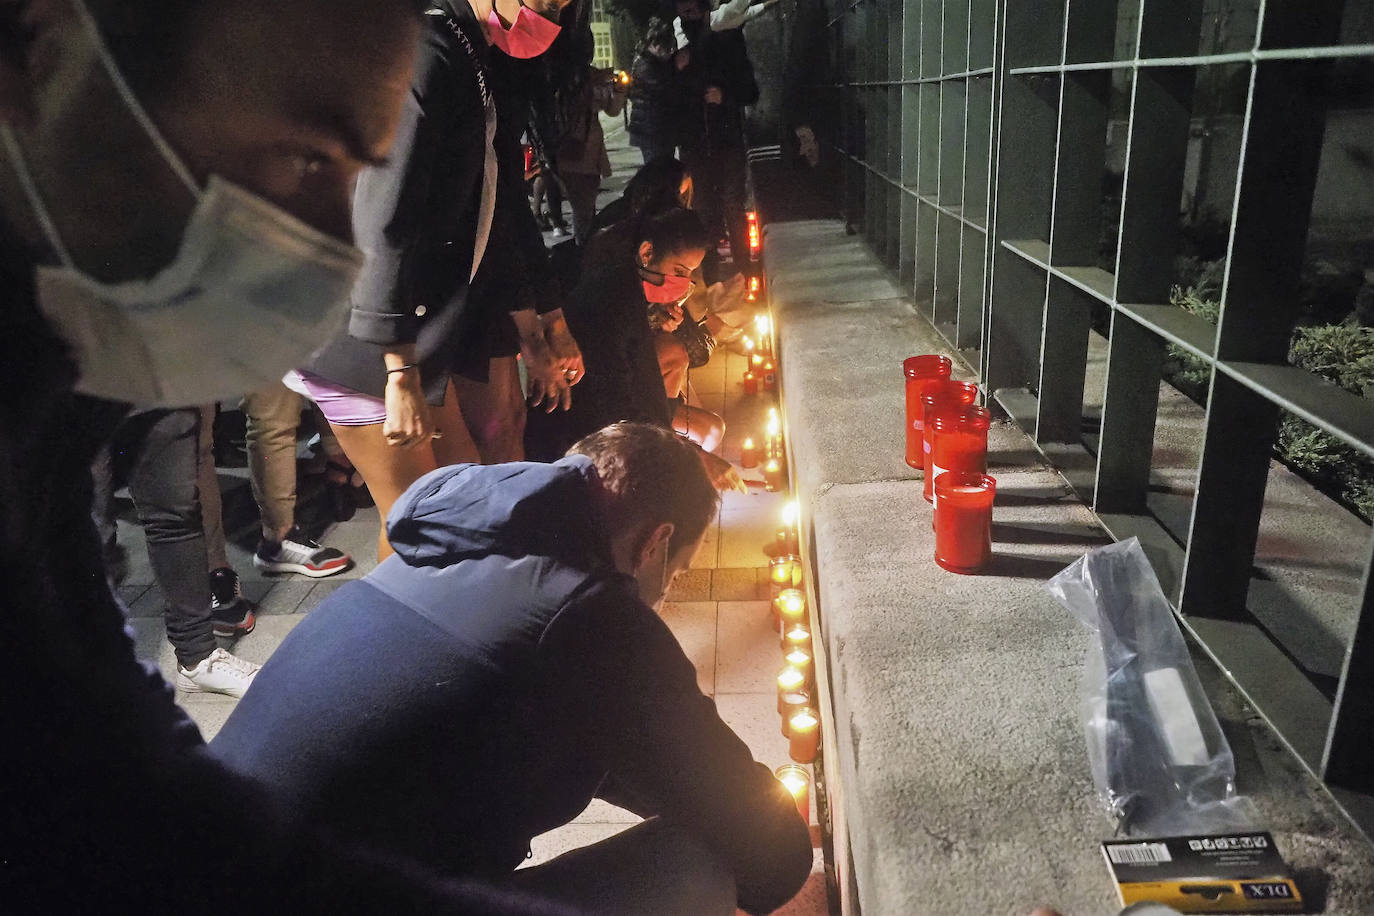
[766,221,1374,915]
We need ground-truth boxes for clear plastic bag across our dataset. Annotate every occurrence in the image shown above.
[1047,538,1257,836]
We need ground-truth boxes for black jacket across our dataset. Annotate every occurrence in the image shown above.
[627,51,675,147]
[673,24,759,152]
[0,237,566,914]
[306,6,492,401]
[524,244,672,461]
[210,458,812,914]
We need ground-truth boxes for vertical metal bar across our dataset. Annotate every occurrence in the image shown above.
[1094,316,1167,513]
[1323,534,1374,790]
[1037,280,1094,443]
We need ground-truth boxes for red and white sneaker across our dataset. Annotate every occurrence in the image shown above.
[253,527,352,578]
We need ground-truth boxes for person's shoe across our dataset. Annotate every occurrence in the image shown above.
[209,567,256,637]
[254,527,352,578]
[176,648,260,698]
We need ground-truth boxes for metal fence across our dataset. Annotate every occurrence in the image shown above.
[814,0,1374,832]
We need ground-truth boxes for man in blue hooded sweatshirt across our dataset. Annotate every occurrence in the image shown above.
[212,422,812,914]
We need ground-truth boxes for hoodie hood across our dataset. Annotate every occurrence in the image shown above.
[385,456,611,570]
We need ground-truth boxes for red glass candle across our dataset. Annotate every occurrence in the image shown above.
[780,688,810,737]
[933,472,996,573]
[762,361,777,392]
[763,458,786,492]
[788,707,820,763]
[925,400,989,505]
[740,437,759,469]
[903,356,953,469]
[742,371,758,395]
[920,380,981,501]
[776,764,810,823]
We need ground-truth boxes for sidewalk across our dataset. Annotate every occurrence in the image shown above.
[121,117,831,913]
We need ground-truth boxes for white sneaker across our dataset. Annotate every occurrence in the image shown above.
[176,648,260,698]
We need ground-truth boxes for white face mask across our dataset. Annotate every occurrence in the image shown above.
[1,0,363,409]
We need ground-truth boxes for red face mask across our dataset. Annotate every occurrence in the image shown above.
[485,3,562,59]
[642,271,694,304]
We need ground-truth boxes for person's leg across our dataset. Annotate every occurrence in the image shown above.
[509,818,736,916]
[242,384,303,543]
[719,145,752,275]
[655,330,690,399]
[196,405,229,572]
[451,356,527,463]
[328,382,479,561]
[90,441,128,585]
[547,171,568,233]
[124,409,219,668]
[674,404,725,453]
[564,172,600,245]
[682,148,727,283]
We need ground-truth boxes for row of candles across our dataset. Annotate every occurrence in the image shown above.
[770,512,819,824]
[743,219,816,827]
[903,355,996,574]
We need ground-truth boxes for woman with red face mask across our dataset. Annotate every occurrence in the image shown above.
[524,208,743,491]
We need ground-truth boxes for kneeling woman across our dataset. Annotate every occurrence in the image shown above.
[525,209,741,490]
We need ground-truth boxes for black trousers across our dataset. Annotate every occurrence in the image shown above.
[681,141,750,285]
[104,409,216,667]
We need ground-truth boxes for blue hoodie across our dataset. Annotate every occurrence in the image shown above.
[212,458,811,914]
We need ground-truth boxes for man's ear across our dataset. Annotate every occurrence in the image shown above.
[637,240,654,269]
[635,521,675,570]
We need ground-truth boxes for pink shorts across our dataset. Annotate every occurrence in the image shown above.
[282,370,387,427]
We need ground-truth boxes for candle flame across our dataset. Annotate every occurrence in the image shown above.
[785,624,810,643]
[765,458,780,473]
[785,648,811,667]
[779,772,807,796]
[777,667,805,691]
[779,590,805,614]
[765,408,780,437]
[782,499,798,526]
[743,437,755,449]
[789,711,819,730]
[743,335,754,351]
[755,314,771,336]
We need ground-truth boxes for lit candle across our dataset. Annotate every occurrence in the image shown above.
[782,622,812,654]
[763,458,784,492]
[755,314,773,356]
[774,587,806,631]
[742,371,758,395]
[765,408,781,457]
[762,360,777,392]
[747,211,761,260]
[784,647,813,685]
[778,499,800,552]
[740,437,759,469]
[775,764,810,823]
[769,555,797,592]
[746,275,762,303]
[780,688,811,737]
[933,472,996,574]
[788,707,820,763]
[777,665,806,714]
[751,352,765,370]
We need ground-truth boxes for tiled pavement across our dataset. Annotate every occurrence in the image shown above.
[123,118,831,914]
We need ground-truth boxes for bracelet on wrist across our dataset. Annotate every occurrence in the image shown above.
[386,364,418,376]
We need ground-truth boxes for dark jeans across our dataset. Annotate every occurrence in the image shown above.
[560,171,602,246]
[108,408,216,667]
[681,142,750,285]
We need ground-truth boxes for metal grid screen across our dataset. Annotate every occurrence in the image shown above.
[817,0,1374,830]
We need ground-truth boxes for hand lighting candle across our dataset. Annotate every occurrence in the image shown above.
[788,707,820,763]
[741,437,759,468]
[903,355,953,469]
[933,472,996,574]
[775,764,810,822]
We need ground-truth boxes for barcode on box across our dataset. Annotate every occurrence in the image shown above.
[1108,843,1172,865]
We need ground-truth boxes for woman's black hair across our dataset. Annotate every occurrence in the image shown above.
[638,208,709,262]
[625,157,689,220]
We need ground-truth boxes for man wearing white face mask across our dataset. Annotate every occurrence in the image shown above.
[0,0,572,911]
[212,422,813,915]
